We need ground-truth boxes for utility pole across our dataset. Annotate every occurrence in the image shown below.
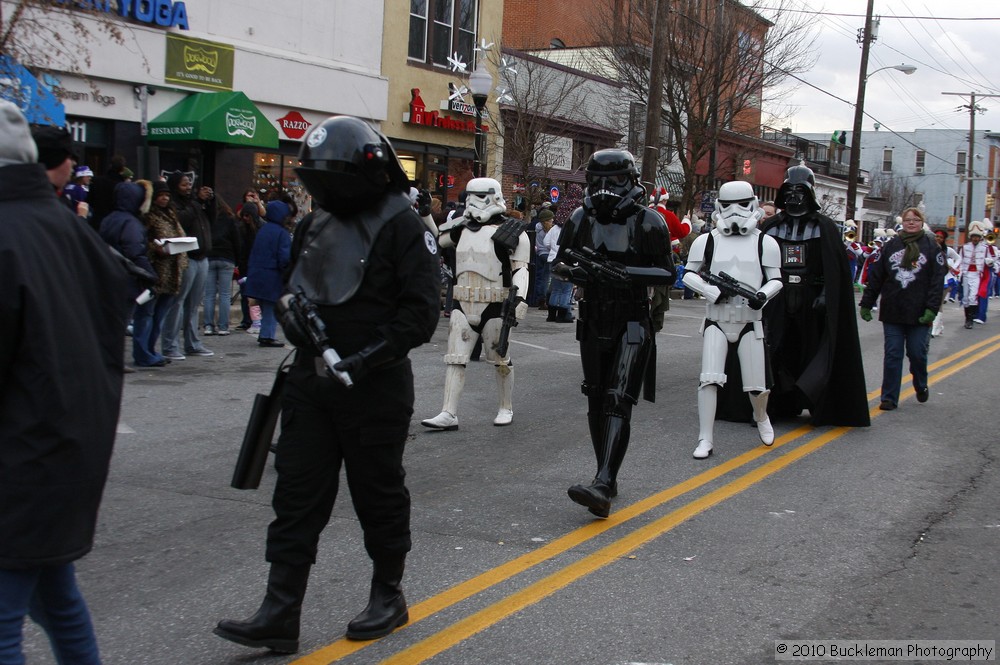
[845,0,875,222]
[706,0,725,192]
[942,91,1000,230]
[640,0,669,190]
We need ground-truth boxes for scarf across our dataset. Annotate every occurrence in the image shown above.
[899,230,924,269]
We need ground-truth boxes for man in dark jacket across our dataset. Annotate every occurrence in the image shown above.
[0,101,130,664]
[161,171,216,359]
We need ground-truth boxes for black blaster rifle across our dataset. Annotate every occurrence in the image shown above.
[562,246,674,285]
[697,268,765,310]
[493,285,521,357]
[277,288,354,387]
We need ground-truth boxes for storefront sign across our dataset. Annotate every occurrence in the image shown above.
[56,0,190,30]
[404,88,487,135]
[277,111,311,140]
[165,34,234,92]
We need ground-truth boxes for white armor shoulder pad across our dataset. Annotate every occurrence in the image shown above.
[760,233,781,269]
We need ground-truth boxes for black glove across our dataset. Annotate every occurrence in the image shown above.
[812,293,826,311]
[277,295,312,348]
[416,189,432,217]
[748,291,767,310]
[333,339,393,384]
[552,261,588,283]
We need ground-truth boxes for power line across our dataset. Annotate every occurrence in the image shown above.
[774,9,1000,20]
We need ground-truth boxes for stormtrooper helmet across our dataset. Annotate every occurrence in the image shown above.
[464,177,506,223]
[712,181,762,236]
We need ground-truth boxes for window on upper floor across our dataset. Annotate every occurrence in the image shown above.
[882,149,893,172]
[915,150,925,174]
[957,151,967,175]
[409,0,478,69]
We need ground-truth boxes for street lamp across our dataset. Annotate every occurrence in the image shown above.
[845,63,917,220]
[468,62,493,178]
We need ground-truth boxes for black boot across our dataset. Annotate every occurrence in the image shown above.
[214,563,310,653]
[556,307,575,323]
[568,415,627,518]
[546,306,557,322]
[965,306,975,329]
[346,555,409,640]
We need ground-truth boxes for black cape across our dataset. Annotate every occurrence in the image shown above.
[757,211,870,427]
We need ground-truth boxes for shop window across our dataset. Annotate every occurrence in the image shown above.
[253,153,311,220]
[409,0,477,68]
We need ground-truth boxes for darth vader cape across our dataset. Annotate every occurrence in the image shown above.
[752,212,870,427]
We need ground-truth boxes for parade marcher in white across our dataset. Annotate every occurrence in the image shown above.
[959,220,996,325]
[958,220,997,328]
[682,181,783,459]
[843,220,864,283]
[422,178,530,430]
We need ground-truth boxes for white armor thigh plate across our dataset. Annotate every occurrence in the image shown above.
[444,309,480,364]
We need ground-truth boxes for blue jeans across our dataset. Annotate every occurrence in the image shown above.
[881,322,930,406]
[162,258,210,354]
[548,274,573,309]
[258,299,278,340]
[531,254,550,305]
[131,294,176,366]
[203,259,234,331]
[0,564,101,665]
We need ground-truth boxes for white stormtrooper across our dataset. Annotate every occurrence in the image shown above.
[422,178,530,430]
[682,181,783,459]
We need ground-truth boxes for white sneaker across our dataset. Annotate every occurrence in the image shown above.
[693,439,713,459]
[203,326,216,336]
[974,318,985,324]
[756,417,774,446]
[421,411,458,431]
[216,329,231,336]
[493,409,513,426]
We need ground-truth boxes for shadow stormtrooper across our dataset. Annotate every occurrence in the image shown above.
[422,177,530,430]
[681,181,782,459]
[552,149,674,518]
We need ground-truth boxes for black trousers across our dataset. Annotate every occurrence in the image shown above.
[265,360,414,568]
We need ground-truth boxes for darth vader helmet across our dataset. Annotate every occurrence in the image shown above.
[463,177,507,223]
[295,116,408,215]
[712,181,761,236]
[774,165,820,217]
[583,149,645,222]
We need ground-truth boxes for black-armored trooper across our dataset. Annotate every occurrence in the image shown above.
[214,116,440,652]
[552,149,674,518]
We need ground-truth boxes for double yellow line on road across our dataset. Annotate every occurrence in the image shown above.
[293,334,1000,665]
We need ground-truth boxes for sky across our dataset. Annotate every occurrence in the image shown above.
[760,0,1000,137]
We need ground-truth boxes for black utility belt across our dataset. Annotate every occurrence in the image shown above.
[782,274,824,287]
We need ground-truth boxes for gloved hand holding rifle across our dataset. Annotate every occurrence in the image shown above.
[278,288,354,387]
[697,268,767,310]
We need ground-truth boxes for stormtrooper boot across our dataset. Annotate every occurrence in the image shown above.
[693,385,717,459]
[749,390,774,446]
[421,365,465,430]
[493,363,514,426]
[568,414,628,518]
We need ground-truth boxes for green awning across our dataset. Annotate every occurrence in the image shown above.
[147,91,278,149]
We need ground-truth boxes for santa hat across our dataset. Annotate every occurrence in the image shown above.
[648,187,668,205]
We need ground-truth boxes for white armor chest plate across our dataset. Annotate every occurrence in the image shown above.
[454,226,510,306]
[706,234,764,324]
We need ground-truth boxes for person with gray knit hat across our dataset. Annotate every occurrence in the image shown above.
[0,100,130,664]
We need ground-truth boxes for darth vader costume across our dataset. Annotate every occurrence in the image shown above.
[760,166,870,427]
[553,149,674,518]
